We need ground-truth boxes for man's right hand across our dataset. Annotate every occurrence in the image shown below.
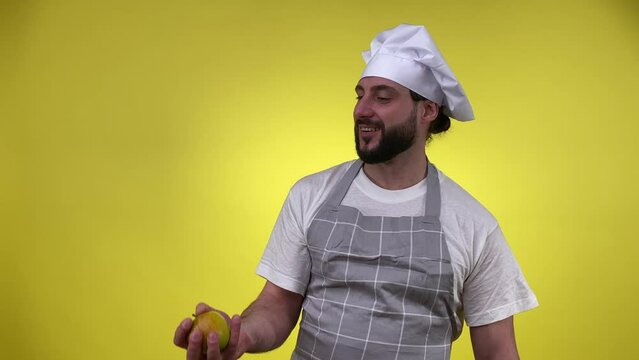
[174,282,303,358]
[173,303,246,360]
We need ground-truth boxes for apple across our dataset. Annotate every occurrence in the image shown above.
[190,310,231,351]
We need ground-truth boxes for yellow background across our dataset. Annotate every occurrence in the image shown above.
[1,0,637,359]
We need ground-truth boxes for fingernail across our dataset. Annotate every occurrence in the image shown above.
[190,330,201,341]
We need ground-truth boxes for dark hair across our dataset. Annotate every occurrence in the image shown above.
[409,90,451,140]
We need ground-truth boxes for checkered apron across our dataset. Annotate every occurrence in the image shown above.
[292,160,456,360]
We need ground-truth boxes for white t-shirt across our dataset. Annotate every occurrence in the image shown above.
[257,160,538,329]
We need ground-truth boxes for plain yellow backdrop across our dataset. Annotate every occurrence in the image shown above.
[1,0,638,359]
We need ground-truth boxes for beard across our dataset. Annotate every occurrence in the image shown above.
[354,106,417,164]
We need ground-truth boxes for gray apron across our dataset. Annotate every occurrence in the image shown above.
[293,160,456,360]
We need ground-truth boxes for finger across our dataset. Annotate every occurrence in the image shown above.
[186,329,203,360]
[206,332,221,360]
[173,318,193,349]
[222,315,242,360]
[195,302,214,316]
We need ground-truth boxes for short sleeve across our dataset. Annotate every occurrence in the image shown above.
[462,225,538,326]
[256,189,312,295]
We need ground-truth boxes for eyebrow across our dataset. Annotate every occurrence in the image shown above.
[354,84,400,94]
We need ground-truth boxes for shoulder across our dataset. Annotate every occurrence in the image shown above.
[285,160,356,231]
[293,160,355,189]
[437,167,498,232]
[289,160,355,202]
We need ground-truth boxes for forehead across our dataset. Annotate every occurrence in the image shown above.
[355,76,410,94]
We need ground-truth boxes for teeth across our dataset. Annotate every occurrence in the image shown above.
[361,127,378,132]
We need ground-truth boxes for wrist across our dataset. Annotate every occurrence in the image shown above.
[238,318,258,354]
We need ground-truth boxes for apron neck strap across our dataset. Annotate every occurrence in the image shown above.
[424,162,441,219]
[325,160,363,208]
[325,159,441,219]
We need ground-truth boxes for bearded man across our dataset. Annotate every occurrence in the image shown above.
[174,24,538,360]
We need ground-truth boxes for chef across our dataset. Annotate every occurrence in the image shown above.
[174,23,538,360]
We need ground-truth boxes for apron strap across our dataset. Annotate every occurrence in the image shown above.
[325,159,364,209]
[424,162,441,220]
[325,159,441,221]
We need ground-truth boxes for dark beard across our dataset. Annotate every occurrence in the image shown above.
[354,106,417,164]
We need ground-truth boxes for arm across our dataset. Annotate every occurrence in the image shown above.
[469,316,519,360]
[239,280,304,354]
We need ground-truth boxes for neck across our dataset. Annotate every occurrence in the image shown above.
[362,149,429,190]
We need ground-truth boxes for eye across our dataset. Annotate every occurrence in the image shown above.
[377,97,391,102]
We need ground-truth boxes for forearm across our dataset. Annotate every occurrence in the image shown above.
[470,316,519,360]
[473,348,519,360]
[238,282,303,354]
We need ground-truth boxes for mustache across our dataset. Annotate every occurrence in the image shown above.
[355,118,385,128]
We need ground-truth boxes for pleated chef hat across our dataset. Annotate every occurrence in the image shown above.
[361,24,475,121]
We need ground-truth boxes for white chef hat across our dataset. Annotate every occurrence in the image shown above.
[361,24,475,121]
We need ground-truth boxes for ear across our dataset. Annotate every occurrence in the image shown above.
[418,100,439,125]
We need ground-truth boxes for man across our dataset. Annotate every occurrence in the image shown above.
[174,24,538,360]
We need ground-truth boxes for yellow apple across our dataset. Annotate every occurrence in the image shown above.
[190,310,230,351]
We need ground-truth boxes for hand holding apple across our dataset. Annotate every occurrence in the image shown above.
[190,310,231,351]
[174,302,245,360]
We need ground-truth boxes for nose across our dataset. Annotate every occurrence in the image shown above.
[354,97,374,119]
